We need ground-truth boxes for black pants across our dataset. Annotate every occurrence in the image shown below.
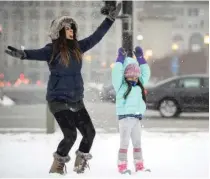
[53,108,96,157]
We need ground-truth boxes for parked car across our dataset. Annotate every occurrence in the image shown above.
[0,88,15,106]
[146,74,209,117]
[2,85,46,105]
[99,82,155,103]
[99,84,116,102]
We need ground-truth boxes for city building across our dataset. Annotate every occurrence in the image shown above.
[0,1,208,83]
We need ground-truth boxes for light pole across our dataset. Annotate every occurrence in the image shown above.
[171,43,179,76]
[84,55,92,82]
[204,35,209,74]
[101,1,133,56]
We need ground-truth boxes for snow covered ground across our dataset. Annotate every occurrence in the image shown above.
[0,95,15,106]
[0,131,208,178]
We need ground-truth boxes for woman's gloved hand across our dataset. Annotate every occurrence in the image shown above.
[107,3,122,21]
[5,46,26,59]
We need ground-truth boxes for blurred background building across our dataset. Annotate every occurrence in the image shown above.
[0,1,209,86]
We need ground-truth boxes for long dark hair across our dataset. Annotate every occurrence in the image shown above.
[124,79,146,102]
[49,27,82,67]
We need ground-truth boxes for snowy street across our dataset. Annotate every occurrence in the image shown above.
[0,131,208,178]
[0,102,208,133]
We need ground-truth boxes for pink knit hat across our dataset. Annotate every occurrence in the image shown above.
[124,63,140,78]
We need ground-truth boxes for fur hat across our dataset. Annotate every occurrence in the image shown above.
[124,63,140,79]
[49,16,78,40]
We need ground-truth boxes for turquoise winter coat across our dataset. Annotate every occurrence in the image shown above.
[112,57,151,117]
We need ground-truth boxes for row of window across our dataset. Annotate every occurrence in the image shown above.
[1,1,103,8]
[173,20,205,29]
[0,9,103,21]
[136,5,207,18]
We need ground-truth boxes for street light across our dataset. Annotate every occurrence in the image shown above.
[171,43,179,76]
[0,24,2,37]
[110,63,115,69]
[84,55,92,63]
[101,61,107,68]
[172,43,179,51]
[144,49,153,60]
[204,35,209,45]
[136,34,143,41]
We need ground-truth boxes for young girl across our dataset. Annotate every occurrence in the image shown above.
[112,47,151,174]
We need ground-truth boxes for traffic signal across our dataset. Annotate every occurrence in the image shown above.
[101,1,116,15]
[0,24,2,38]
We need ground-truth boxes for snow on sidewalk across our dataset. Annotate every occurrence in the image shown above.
[0,131,208,178]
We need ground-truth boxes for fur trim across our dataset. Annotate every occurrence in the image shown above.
[75,150,92,160]
[53,152,70,163]
[49,16,78,40]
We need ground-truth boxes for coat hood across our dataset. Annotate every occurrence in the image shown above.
[49,16,78,40]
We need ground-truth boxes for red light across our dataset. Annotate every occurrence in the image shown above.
[0,73,4,79]
[144,89,148,95]
[19,73,25,80]
[6,82,11,86]
[36,80,42,86]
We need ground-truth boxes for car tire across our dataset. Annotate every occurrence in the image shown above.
[158,98,180,118]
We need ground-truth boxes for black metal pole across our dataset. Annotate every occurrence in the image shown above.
[122,1,133,57]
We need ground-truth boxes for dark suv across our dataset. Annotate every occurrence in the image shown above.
[146,74,209,117]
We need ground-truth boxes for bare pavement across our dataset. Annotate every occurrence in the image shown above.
[0,101,208,133]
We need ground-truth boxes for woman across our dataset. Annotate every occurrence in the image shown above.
[5,3,121,175]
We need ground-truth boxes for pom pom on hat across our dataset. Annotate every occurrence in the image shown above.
[124,63,140,78]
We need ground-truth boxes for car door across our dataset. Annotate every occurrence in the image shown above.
[177,77,203,111]
[200,77,209,111]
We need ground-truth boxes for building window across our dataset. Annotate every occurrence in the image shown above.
[79,1,86,8]
[12,8,24,20]
[173,23,184,29]
[45,10,55,20]
[188,8,199,16]
[176,8,184,16]
[29,9,40,20]
[44,1,56,6]
[60,10,70,16]
[13,21,20,31]
[3,21,8,30]
[199,9,205,16]
[11,1,22,7]
[193,24,198,29]
[200,20,204,28]
[3,33,8,42]
[60,1,71,7]
[28,20,39,32]
[74,1,86,8]
[25,1,40,7]
[91,11,101,20]
[2,10,9,19]
[75,10,86,20]
[91,1,102,7]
